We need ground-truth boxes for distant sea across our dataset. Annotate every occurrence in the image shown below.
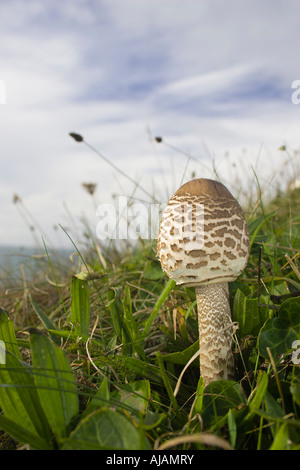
[0,245,73,283]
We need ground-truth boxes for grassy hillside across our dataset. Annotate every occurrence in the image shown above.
[0,175,300,451]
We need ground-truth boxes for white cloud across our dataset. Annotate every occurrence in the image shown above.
[157,64,254,96]
[1,0,300,248]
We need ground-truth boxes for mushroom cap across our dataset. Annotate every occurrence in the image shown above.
[157,178,250,287]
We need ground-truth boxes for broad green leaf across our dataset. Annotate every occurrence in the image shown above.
[279,296,300,334]
[264,390,286,440]
[81,378,110,419]
[0,350,52,443]
[264,390,285,420]
[30,332,79,440]
[70,276,90,338]
[112,380,150,416]
[258,297,300,359]
[202,380,246,428]
[159,340,199,366]
[0,413,53,450]
[141,411,166,430]
[62,408,151,450]
[232,289,269,337]
[269,423,290,450]
[259,317,297,359]
[0,308,21,359]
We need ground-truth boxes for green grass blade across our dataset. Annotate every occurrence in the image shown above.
[122,285,146,360]
[107,288,123,341]
[30,331,79,440]
[227,409,237,449]
[249,371,269,409]
[30,295,61,345]
[70,276,90,338]
[46,328,78,341]
[248,211,276,247]
[156,352,180,417]
[0,308,21,359]
[42,238,68,316]
[143,279,176,335]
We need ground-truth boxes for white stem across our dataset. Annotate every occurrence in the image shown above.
[195,283,235,387]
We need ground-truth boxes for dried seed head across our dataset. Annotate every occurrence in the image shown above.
[69,132,83,142]
[82,183,97,196]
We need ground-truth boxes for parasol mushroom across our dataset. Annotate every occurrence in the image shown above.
[157,178,250,386]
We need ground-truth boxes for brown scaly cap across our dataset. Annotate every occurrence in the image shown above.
[157,178,250,287]
[173,178,234,199]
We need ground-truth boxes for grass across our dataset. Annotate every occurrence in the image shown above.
[0,140,300,450]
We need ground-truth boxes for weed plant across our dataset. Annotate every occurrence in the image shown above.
[0,139,300,450]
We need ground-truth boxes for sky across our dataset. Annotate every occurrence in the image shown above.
[1,0,300,249]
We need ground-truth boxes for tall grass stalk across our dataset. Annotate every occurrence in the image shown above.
[1,139,300,450]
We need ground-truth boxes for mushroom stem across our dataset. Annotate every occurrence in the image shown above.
[195,283,235,386]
